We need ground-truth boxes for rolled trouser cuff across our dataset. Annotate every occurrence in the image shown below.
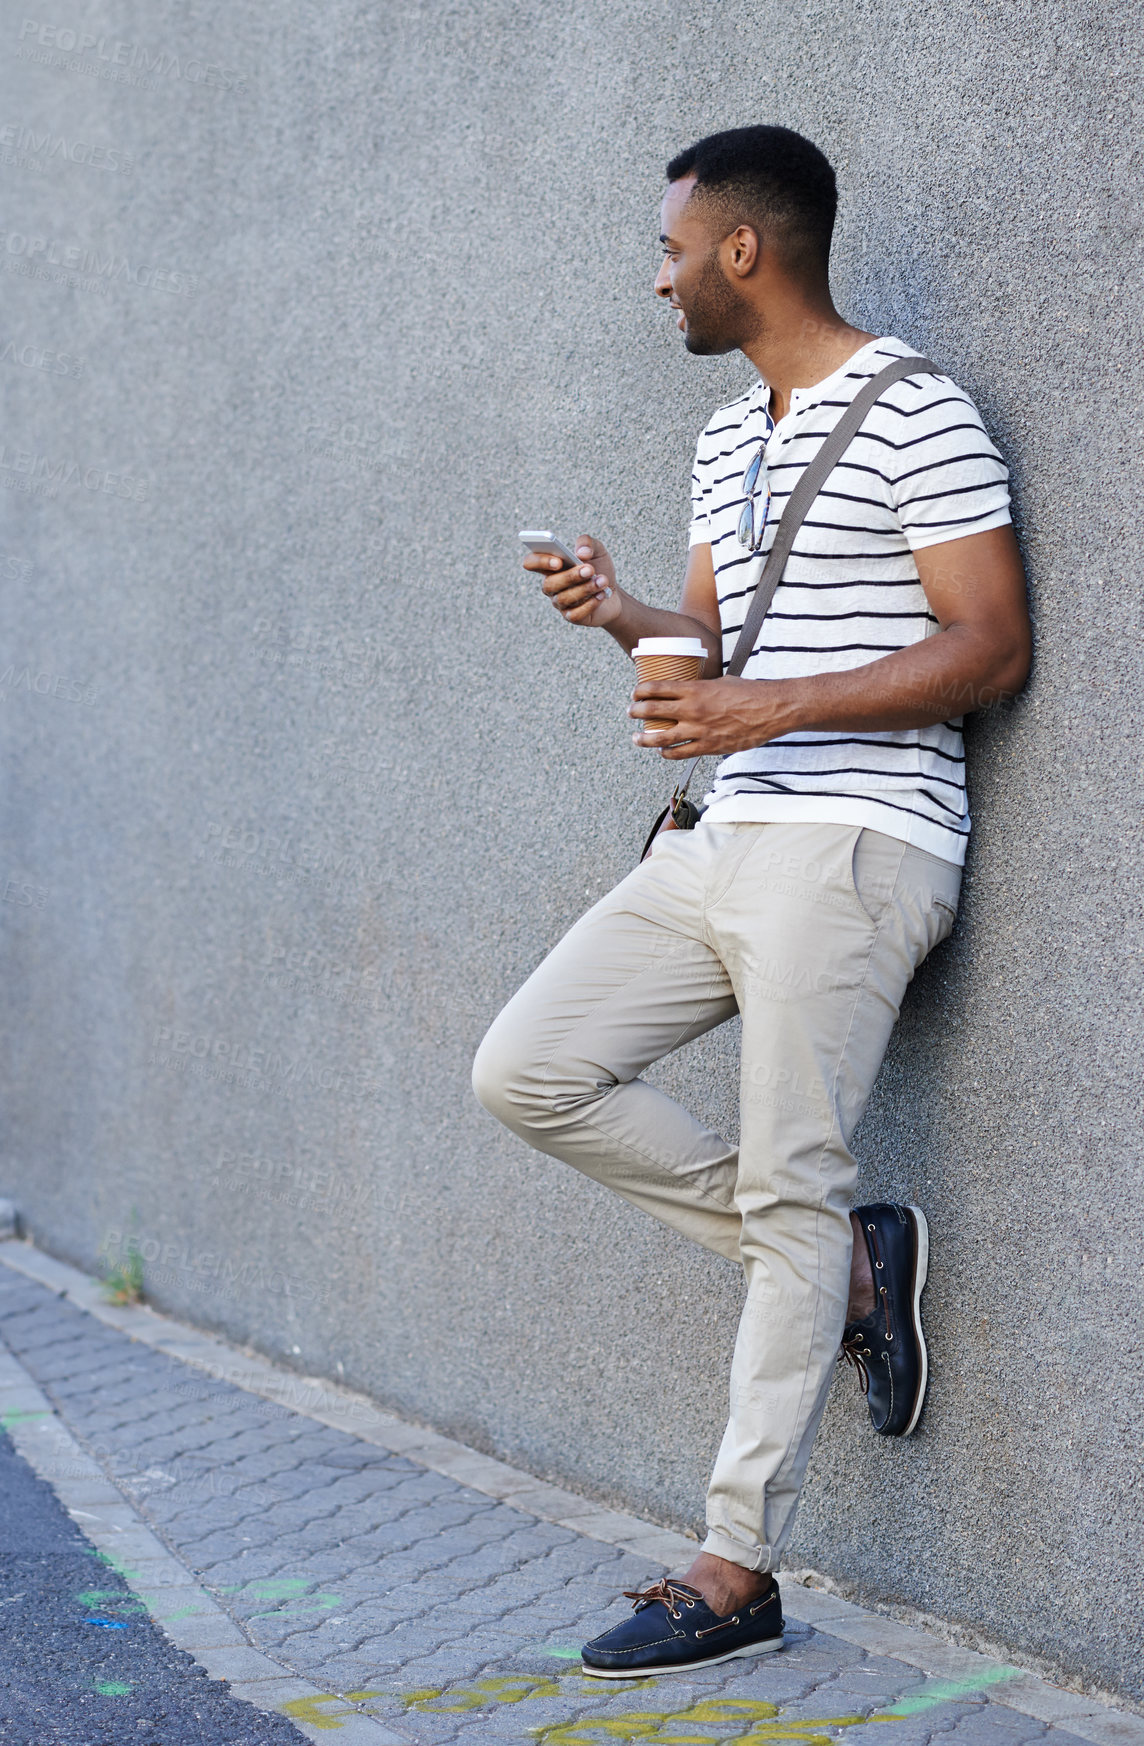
[702,1529,774,1574]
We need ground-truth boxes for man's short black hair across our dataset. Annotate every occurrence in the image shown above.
[665,126,837,278]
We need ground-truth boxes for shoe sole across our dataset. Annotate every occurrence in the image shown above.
[902,1203,929,1436]
[581,1634,784,1679]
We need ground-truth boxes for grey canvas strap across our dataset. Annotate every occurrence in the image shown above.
[671,352,937,804]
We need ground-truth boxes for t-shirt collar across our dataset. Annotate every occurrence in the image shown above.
[751,335,894,420]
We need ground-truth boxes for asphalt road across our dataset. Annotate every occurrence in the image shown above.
[0,1429,306,1746]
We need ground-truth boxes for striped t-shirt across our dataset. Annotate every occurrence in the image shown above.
[688,335,1011,865]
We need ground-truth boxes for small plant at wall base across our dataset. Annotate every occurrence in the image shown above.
[99,1222,145,1305]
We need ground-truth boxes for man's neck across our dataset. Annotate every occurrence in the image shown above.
[741,304,878,424]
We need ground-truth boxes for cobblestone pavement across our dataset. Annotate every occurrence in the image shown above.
[0,1255,1139,1746]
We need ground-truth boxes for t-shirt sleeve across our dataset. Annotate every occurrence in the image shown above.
[888,381,1012,552]
[688,437,713,547]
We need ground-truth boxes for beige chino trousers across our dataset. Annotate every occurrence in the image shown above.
[472,819,960,1573]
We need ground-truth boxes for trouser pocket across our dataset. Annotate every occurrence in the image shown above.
[846,827,907,928]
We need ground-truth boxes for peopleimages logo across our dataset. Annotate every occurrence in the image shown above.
[150,1022,387,1106]
[0,663,95,704]
[1,228,198,296]
[0,338,83,377]
[0,122,134,173]
[16,19,249,94]
[0,444,149,502]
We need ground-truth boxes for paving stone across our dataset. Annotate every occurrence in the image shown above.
[388,1650,511,1687]
[821,1670,941,1708]
[462,1631,554,1662]
[849,1718,963,1746]
[947,1708,1053,1742]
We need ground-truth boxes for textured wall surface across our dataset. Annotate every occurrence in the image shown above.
[1,0,1141,1703]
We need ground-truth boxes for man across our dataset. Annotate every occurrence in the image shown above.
[473,125,1030,1677]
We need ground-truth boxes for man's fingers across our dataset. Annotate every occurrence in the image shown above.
[564,598,605,623]
[631,679,694,700]
[540,561,597,597]
[523,554,596,588]
[524,556,572,581]
[544,564,612,614]
[629,684,695,717]
[632,727,697,755]
[552,583,608,616]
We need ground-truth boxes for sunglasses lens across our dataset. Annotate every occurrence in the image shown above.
[738,503,755,547]
[743,448,763,494]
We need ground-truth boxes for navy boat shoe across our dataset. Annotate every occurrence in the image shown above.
[840,1201,929,1436]
[581,1576,784,1678]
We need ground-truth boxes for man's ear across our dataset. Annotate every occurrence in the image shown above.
[725,225,760,278]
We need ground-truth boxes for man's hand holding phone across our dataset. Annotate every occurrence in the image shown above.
[521,533,622,629]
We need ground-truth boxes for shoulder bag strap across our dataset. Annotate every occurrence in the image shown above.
[669,352,937,805]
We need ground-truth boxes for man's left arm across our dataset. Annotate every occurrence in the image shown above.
[630,524,1032,755]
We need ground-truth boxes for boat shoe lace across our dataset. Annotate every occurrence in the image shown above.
[839,1328,872,1394]
[622,1578,701,1620]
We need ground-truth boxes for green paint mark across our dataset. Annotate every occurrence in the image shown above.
[75,1589,145,1615]
[94,1679,133,1697]
[217,1577,342,1617]
[84,1548,139,1580]
[544,1646,585,1659]
[0,1408,49,1431]
[252,1592,341,1617]
[876,1666,1022,1717]
[279,1691,383,1730]
[96,1553,140,1581]
[136,1594,206,1622]
[221,1578,308,1598]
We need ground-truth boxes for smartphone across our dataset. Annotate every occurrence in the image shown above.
[519,529,580,567]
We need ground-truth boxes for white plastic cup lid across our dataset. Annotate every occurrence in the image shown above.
[632,638,707,657]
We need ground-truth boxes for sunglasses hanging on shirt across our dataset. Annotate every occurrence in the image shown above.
[737,441,771,551]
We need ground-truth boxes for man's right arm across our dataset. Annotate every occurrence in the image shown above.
[523,535,724,678]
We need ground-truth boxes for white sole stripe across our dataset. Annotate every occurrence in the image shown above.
[903,1204,930,1436]
[581,1635,785,1678]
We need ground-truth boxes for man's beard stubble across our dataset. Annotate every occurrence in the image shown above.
[682,244,762,356]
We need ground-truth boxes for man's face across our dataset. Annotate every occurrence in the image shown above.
[655,175,757,355]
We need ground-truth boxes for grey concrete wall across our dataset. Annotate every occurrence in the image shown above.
[1,0,1140,1704]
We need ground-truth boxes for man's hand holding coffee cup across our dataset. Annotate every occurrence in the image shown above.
[630,674,797,758]
[524,536,622,628]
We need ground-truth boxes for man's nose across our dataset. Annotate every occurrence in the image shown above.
[653,259,672,298]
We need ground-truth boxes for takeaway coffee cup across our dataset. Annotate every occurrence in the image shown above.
[632,637,707,733]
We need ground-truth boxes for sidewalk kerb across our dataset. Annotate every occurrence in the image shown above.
[49,1476,141,1507]
[132,1583,229,1622]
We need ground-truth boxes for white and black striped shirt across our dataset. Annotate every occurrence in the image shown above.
[689,335,1011,864]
